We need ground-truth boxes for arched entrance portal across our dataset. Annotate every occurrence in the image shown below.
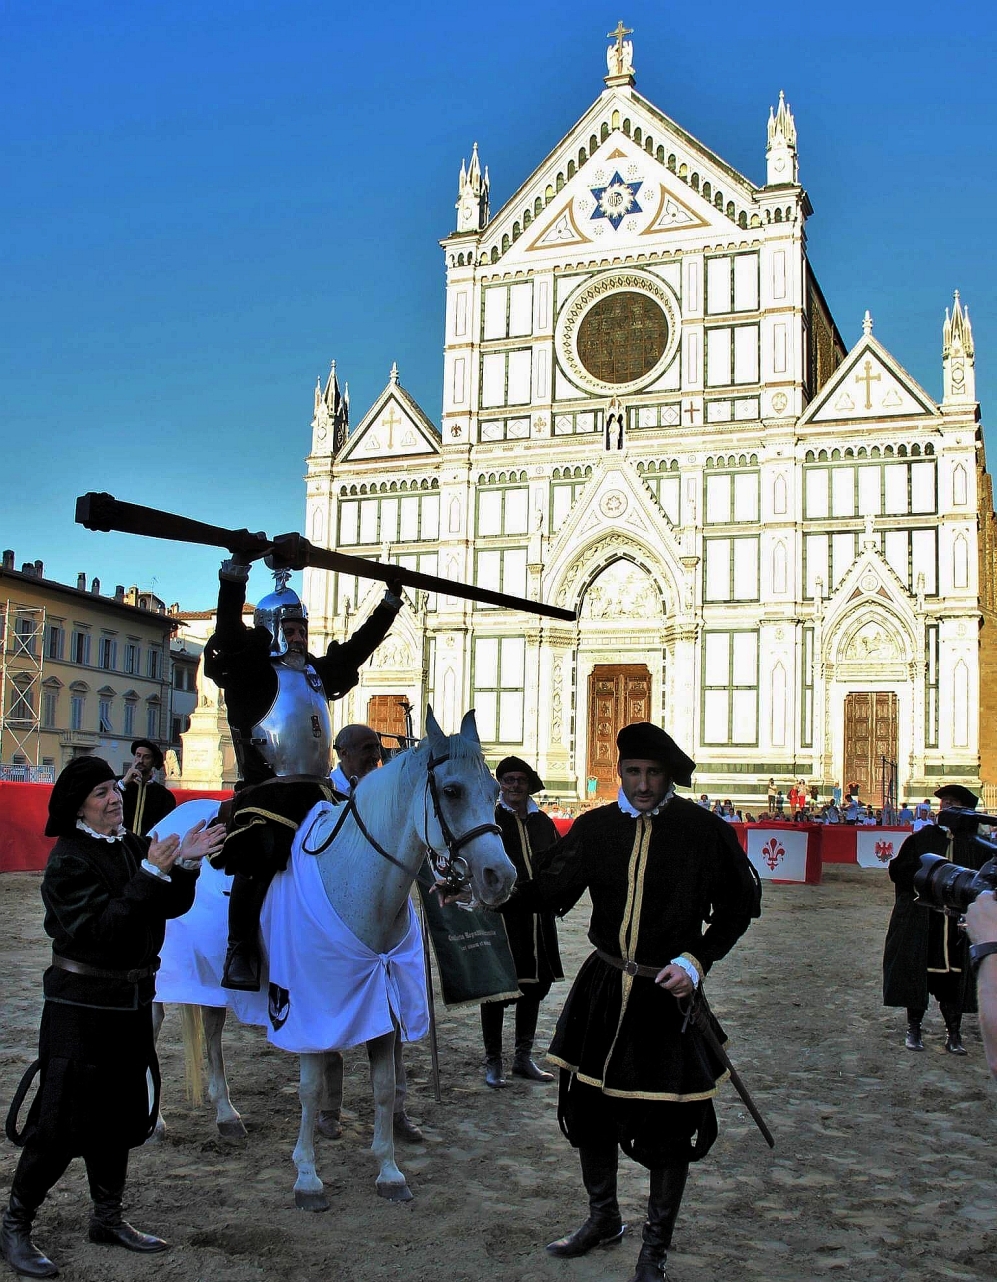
[842,692,898,805]
[587,665,652,799]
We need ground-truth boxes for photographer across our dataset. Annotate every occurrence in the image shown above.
[965,891,997,1078]
[882,784,986,1055]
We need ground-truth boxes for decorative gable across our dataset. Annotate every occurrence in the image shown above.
[339,367,440,464]
[801,326,940,426]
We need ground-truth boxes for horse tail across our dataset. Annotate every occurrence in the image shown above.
[180,1004,206,1107]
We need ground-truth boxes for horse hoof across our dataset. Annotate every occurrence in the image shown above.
[317,1114,342,1140]
[377,1182,413,1203]
[217,1119,248,1139]
[146,1123,166,1145]
[294,1190,330,1212]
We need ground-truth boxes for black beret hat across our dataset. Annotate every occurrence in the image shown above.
[495,756,545,794]
[45,756,117,838]
[934,784,979,809]
[130,738,165,769]
[616,723,696,788]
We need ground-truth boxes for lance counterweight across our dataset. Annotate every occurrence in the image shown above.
[75,492,577,623]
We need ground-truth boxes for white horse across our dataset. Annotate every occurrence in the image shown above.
[154,709,516,1206]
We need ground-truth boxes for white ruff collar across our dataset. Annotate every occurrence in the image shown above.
[76,819,127,842]
[498,796,539,815]
[617,783,675,819]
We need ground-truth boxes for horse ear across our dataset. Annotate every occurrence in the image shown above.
[459,708,481,749]
[425,705,447,754]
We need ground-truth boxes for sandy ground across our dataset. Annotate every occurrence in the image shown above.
[1,865,996,1282]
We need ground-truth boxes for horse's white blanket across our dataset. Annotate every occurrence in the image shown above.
[262,840,430,1055]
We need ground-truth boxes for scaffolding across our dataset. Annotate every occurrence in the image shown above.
[0,598,46,774]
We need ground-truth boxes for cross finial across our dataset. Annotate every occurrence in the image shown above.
[390,361,399,384]
[863,310,873,336]
[608,19,632,47]
[605,20,635,82]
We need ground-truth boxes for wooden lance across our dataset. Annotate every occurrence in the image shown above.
[75,492,576,623]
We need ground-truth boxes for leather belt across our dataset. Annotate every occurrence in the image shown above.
[51,953,159,983]
[595,948,663,980]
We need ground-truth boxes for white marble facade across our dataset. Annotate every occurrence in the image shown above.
[302,35,992,806]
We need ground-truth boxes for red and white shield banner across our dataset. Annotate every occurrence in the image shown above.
[746,827,809,882]
[856,829,902,869]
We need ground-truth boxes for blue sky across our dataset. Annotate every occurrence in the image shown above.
[4,0,995,610]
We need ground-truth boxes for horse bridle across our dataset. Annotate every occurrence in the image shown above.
[302,749,501,894]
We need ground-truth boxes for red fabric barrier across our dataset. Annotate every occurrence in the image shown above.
[0,783,232,873]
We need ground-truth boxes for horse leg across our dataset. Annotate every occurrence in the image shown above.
[292,1053,330,1211]
[318,1050,344,1140]
[202,1006,246,1139]
[368,1029,411,1201]
[148,1002,168,1141]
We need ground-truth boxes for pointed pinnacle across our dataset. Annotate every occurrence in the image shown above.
[863,310,873,336]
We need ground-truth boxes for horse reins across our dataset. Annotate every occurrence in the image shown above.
[301,749,501,894]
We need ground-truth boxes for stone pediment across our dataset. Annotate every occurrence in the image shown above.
[339,375,440,464]
[478,88,761,269]
[822,538,917,645]
[800,333,940,427]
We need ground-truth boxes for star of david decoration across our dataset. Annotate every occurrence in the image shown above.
[589,172,643,230]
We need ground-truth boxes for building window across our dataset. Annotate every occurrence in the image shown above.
[147,649,160,680]
[70,630,91,665]
[146,704,159,739]
[124,701,136,738]
[14,617,37,656]
[925,624,939,749]
[473,548,528,607]
[42,689,58,728]
[46,625,64,660]
[98,636,117,670]
[98,698,113,733]
[704,537,759,601]
[337,492,440,547]
[70,694,86,731]
[472,637,525,743]
[124,643,138,674]
[704,471,760,524]
[476,486,530,537]
[801,627,815,748]
[9,681,34,722]
[702,631,759,746]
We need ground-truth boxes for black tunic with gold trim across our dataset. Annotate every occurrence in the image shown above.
[495,805,563,990]
[120,779,176,836]
[524,796,760,1166]
[882,825,988,1012]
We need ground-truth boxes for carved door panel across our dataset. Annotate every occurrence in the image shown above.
[367,694,409,751]
[587,665,652,798]
[843,692,897,803]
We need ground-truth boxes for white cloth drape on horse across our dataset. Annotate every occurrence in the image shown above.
[262,805,429,1055]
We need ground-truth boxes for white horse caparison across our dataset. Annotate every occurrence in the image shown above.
[154,710,516,1207]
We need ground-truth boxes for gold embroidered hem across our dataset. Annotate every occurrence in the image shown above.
[547,1054,731,1102]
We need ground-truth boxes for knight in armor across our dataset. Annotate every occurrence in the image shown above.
[204,554,403,990]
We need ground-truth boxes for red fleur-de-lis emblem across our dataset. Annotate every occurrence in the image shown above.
[875,840,895,863]
[761,837,785,871]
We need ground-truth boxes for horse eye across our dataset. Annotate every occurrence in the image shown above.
[442,785,461,800]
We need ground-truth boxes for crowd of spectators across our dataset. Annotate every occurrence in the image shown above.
[692,783,943,827]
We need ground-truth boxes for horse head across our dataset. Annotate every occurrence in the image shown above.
[423,707,516,907]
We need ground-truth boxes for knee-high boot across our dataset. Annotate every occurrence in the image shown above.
[905,1005,926,1051]
[0,1144,72,1278]
[85,1148,168,1253]
[627,1163,689,1281]
[512,990,553,1082]
[546,1142,625,1257]
[221,871,271,991]
[939,1001,967,1055]
[480,1002,507,1088]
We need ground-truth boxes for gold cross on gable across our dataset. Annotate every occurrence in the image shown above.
[382,406,402,448]
[855,359,881,410]
[608,20,633,51]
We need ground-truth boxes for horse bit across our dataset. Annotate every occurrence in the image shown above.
[302,750,501,894]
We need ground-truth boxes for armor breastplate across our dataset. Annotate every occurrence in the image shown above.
[249,661,334,777]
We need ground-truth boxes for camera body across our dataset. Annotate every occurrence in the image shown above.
[913,808,997,915]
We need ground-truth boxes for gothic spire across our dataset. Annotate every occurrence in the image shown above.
[942,290,976,405]
[766,90,798,185]
[455,142,490,233]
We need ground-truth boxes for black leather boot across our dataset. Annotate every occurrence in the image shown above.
[481,1002,508,1089]
[626,1164,689,1282]
[85,1150,168,1254]
[221,872,270,991]
[511,994,553,1082]
[940,1002,967,1055]
[546,1143,625,1257]
[905,1006,925,1051]
[0,1146,71,1280]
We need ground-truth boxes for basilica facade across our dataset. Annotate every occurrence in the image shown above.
[302,33,996,807]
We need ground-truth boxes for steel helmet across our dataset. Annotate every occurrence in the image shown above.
[254,569,307,658]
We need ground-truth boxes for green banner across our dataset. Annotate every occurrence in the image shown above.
[417,881,521,1008]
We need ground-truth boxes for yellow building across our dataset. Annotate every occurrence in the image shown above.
[0,552,177,779]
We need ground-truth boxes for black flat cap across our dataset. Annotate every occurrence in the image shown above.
[934,784,979,809]
[130,738,165,769]
[616,723,696,787]
[495,756,545,793]
[45,756,117,838]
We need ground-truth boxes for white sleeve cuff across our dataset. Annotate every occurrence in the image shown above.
[670,955,701,989]
[141,859,171,882]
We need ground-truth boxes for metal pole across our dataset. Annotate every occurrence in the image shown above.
[419,896,443,1104]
